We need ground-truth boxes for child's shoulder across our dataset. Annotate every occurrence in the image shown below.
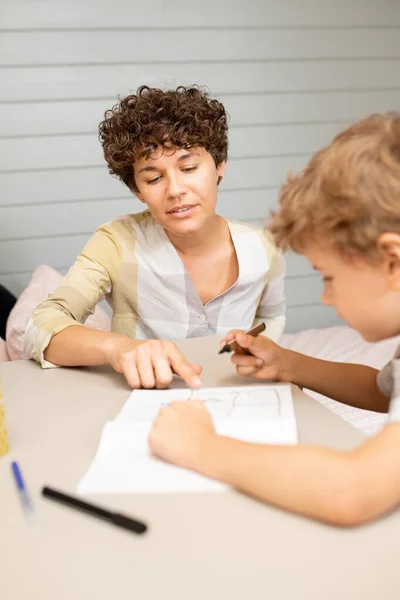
[377,341,400,405]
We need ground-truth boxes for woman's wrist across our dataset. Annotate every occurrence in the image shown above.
[101,333,141,365]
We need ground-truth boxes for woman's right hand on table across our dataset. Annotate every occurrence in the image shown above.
[108,338,202,389]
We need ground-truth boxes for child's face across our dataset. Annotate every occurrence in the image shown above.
[133,146,225,237]
[303,245,400,342]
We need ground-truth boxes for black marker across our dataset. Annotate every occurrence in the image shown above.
[42,486,147,535]
[218,322,266,354]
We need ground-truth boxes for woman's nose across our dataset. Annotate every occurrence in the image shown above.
[166,172,185,198]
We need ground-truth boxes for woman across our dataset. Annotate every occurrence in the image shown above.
[25,85,285,389]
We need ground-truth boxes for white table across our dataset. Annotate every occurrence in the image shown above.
[1,336,399,600]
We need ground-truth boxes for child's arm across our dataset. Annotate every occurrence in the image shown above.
[149,402,400,526]
[227,332,390,413]
[283,350,388,412]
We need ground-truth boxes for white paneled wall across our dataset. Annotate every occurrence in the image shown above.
[1,0,400,332]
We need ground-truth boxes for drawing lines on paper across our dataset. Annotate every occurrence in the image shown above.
[190,388,282,420]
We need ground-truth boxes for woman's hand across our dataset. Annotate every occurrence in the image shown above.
[109,338,202,389]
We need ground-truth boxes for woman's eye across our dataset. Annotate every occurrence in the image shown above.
[147,176,161,185]
[182,166,198,173]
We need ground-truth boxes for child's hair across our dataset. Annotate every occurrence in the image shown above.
[269,112,400,262]
[98,85,229,194]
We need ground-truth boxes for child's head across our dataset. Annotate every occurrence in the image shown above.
[99,85,228,235]
[270,113,400,341]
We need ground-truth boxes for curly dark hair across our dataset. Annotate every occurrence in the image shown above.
[98,85,229,194]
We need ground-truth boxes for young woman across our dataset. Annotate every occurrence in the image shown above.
[25,86,285,389]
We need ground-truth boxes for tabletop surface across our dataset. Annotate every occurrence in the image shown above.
[1,336,399,600]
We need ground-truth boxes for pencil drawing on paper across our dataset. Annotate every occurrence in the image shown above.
[189,388,282,420]
[120,385,290,424]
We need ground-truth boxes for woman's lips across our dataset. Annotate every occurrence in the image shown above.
[166,204,198,219]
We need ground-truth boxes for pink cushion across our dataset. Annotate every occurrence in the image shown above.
[6,265,111,361]
[0,338,10,362]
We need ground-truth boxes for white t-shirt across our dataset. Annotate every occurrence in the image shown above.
[377,345,400,421]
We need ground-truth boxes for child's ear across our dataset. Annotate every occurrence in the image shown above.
[377,233,400,290]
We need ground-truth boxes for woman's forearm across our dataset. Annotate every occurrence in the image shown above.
[44,325,134,366]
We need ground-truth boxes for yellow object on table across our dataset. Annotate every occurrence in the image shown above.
[0,377,9,456]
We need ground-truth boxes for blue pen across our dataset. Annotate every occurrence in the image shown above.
[11,461,35,522]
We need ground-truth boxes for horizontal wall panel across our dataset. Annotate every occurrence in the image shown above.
[0,155,308,206]
[223,90,400,127]
[285,304,342,333]
[0,234,90,273]
[2,0,400,28]
[285,275,323,307]
[1,134,103,172]
[1,271,37,298]
[0,122,342,172]
[284,253,314,278]
[2,90,400,137]
[2,60,399,103]
[0,189,280,240]
[0,166,129,207]
[224,156,308,191]
[0,198,143,240]
[0,99,110,137]
[2,29,400,66]
[0,234,313,278]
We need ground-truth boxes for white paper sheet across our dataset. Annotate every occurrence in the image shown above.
[77,384,297,494]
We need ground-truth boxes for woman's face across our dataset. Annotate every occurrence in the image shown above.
[133,146,226,238]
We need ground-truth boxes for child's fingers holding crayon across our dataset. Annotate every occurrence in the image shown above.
[231,334,288,382]
[219,323,267,355]
[219,329,248,354]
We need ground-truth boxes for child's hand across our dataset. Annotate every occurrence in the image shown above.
[227,331,289,381]
[148,400,216,469]
[219,329,248,354]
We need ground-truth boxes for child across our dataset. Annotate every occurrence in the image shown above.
[148,112,400,526]
[25,85,285,390]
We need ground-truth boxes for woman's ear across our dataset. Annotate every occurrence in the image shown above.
[134,183,146,204]
[377,233,400,290]
[131,167,145,203]
[216,160,226,186]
